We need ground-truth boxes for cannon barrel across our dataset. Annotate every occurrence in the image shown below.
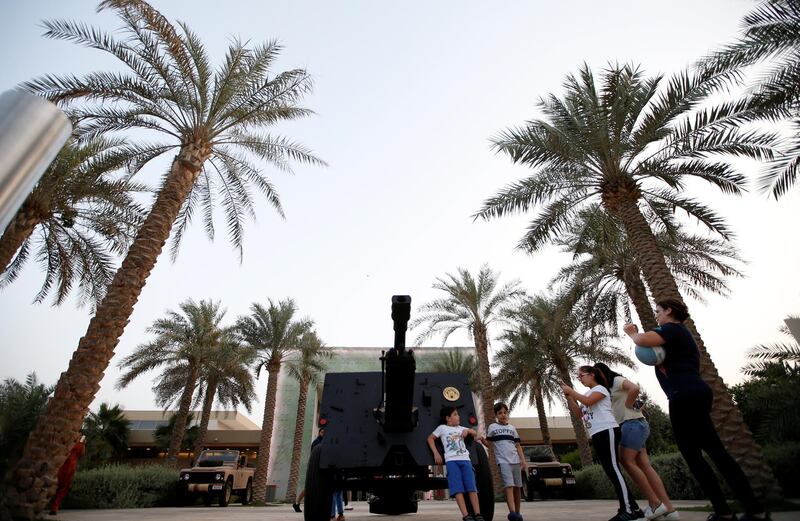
[0,90,72,233]
[384,295,416,431]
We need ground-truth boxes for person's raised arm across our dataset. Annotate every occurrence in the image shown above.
[623,323,666,347]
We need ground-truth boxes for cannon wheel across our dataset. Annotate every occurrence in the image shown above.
[303,445,332,521]
[468,444,494,521]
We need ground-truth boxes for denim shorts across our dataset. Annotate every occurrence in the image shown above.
[620,418,650,451]
[445,460,477,496]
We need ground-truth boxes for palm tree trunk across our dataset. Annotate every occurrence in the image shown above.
[555,366,593,467]
[166,363,200,464]
[611,195,779,499]
[624,272,658,330]
[253,360,281,503]
[4,142,212,521]
[286,376,309,504]
[532,380,556,461]
[472,323,503,493]
[0,201,44,273]
[192,379,218,461]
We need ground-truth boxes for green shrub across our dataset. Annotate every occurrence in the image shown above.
[560,449,583,471]
[574,452,704,500]
[763,442,800,498]
[62,464,180,509]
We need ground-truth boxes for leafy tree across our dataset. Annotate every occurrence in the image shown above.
[0,374,53,479]
[237,299,313,503]
[497,295,634,466]
[191,340,256,459]
[285,331,330,504]
[701,0,800,197]
[430,348,480,393]
[117,299,228,464]
[0,136,146,309]
[81,402,131,467]
[154,412,198,452]
[730,320,800,443]
[475,63,777,495]
[9,1,323,516]
[553,203,743,333]
[412,264,524,489]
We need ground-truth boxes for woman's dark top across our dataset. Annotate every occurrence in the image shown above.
[652,322,710,400]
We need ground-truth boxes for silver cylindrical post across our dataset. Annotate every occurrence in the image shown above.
[0,90,73,233]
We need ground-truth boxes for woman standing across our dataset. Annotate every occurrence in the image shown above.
[594,363,679,520]
[623,298,769,521]
[562,367,641,521]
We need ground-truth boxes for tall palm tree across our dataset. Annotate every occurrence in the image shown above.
[237,299,313,503]
[493,330,560,461]
[553,204,743,333]
[191,340,256,459]
[701,0,800,197]
[8,1,323,517]
[499,295,634,466]
[411,264,525,489]
[285,331,330,505]
[475,64,777,495]
[81,402,131,467]
[0,135,145,309]
[116,299,228,464]
[154,412,198,453]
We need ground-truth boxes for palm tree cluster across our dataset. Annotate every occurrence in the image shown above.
[115,296,328,504]
[2,0,324,517]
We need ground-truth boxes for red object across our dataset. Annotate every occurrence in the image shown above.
[468,416,477,425]
[319,418,328,426]
[50,440,86,513]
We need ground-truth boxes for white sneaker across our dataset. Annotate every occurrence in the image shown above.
[661,511,680,521]
[645,504,668,520]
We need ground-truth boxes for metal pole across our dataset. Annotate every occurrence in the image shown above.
[0,90,72,233]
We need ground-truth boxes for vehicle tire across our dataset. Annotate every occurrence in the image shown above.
[219,478,233,507]
[177,489,194,506]
[468,444,494,521]
[303,444,332,521]
[240,479,253,505]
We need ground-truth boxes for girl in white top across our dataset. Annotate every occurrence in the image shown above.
[594,363,679,521]
[562,365,640,521]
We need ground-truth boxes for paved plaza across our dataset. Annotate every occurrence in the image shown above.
[52,500,799,521]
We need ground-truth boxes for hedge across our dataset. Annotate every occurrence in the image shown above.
[574,443,800,501]
[61,464,180,509]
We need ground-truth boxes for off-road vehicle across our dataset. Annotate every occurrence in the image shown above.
[178,449,254,506]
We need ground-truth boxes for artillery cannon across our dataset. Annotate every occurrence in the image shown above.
[303,295,494,520]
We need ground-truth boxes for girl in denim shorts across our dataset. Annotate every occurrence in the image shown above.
[595,363,679,521]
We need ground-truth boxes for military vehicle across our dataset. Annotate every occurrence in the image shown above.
[522,446,576,501]
[303,295,494,520]
[178,449,254,506]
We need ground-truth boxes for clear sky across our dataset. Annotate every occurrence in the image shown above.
[1,0,798,419]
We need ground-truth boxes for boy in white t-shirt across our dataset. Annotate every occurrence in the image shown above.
[428,406,484,521]
[483,402,528,521]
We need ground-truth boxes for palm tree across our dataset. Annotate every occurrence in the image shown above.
[8,1,323,516]
[116,299,228,464]
[498,295,634,467]
[81,403,131,467]
[475,64,777,495]
[744,317,800,376]
[154,412,198,453]
[0,374,53,480]
[553,204,743,333]
[430,348,480,393]
[0,135,145,309]
[191,340,256,459]
[285,331,330,505]
[411,264,524,489]
[701,0,800,197]
[493,330,560,462]
[237,299,313,503]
